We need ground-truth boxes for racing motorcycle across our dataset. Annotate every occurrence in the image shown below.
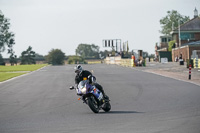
[69,80,111,113]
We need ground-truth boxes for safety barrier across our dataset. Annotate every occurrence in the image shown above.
[87,61,102,64]
[120,59,133,67]
[104,56,121,65]
[104,56,135,67]
[104,56,147,67]
[193,58,200,68]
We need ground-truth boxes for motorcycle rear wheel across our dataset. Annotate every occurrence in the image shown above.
[87,96,99,113]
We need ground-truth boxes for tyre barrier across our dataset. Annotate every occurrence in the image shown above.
[193,58,200,68]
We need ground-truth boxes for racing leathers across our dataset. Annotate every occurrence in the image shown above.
[75,70,105,97]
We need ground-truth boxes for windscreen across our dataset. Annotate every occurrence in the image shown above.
[78,80,87,89]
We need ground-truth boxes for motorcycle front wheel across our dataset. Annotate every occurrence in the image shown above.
[87,95,99,113]
[102,102,111,112]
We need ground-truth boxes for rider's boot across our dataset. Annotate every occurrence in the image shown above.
[102,92,109,101]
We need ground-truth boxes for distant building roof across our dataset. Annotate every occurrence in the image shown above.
[171,17,200,33]
[159,36,172,38]
[182,40,200,46]
[180,17,200,31]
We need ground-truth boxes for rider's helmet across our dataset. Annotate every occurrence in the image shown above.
[74,65,83,75]
[88,75,96,84]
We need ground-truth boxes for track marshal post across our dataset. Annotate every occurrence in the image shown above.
[189,64,192,80]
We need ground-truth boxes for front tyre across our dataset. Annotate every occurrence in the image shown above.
[87,96,99,113]
[102,102,111,112]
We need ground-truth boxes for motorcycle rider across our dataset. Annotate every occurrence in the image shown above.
[74,65,108,100]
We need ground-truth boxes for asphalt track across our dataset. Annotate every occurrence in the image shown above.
[0,64,200,133]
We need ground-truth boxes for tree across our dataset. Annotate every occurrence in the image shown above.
[160,10,190,35]
[8,48,17,65]
[111,47,116,56]
[76,44,100,58]
[149,54,155,58]
[99,50,109,59]
[168,40,176,52]
[0,10,17,65]
[20,46,36,64]
[0,54,5,65]
[34,53,45,61]
[67,56,86,64]
[34,53,44,58]
[0,10,15,54]
[46,49,65,65]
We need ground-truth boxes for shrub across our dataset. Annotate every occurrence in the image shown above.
[67,56,86,64]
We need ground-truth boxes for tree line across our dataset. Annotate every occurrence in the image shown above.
[0,10,190,65]
[0,43,107,65]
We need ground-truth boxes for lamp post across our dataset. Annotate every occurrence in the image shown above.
[178,20,181,47]
[178,20,181,60]
[172,22,174,31]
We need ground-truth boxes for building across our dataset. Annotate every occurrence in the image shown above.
[172,41,200,62]
[170,8,200,62]
[155,36,172,61]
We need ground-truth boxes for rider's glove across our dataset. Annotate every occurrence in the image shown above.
[69,86,74,90]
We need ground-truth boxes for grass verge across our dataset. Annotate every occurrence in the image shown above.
[0,72,27,82]
[0,64,47,72]
[0,64,47,82]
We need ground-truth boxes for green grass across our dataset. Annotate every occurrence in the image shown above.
[0,64,47,72]
[0,64,48,82]
[0,72,27,82]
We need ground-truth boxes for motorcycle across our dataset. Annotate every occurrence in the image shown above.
[70,80,111,113]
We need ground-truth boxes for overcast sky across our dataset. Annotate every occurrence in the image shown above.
[0,0,199,57]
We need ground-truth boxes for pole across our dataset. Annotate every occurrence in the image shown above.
[189,64,191,80]
[116,39,118,52]
[178,20,181,61]
[178,20,181,47]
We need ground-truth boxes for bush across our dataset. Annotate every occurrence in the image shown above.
[67,56,86,64]
[46,49,65,65]
[186,59,193,68]
[0,62,5,66]
[0,54,5,66]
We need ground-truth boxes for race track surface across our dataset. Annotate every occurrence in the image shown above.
[0,64,200,133]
